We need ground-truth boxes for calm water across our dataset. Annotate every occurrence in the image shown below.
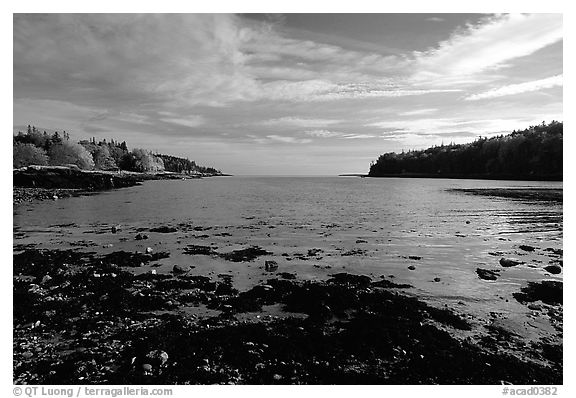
[13,176,563,328]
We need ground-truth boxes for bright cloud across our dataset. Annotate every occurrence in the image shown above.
[414,14,562,77]
[465,75,563,101]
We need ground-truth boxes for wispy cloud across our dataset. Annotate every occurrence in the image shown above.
[465,75,563,100]
[303,130,375,140]
[160,116,205,128]
[265,135,312,144]
[370,117,542,137]
[413,14,562,78]
[303,129,343,138]
[260,117,341,128]
[399,108,438,116]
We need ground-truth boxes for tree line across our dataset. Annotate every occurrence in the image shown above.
[13,125,222,175]
[368,121,562,181]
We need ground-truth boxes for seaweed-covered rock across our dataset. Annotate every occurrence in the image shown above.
[476,268,501,281]
[499,258,523,267]
[150,226,178,233]
[221,246,272,262]
[544,265,562,274]
[265,261,278,272]
[513,281,563,305]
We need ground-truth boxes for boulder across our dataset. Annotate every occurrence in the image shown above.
[265,260,278,272]
[172,264,191,274]
[476,268,500,281]
[499,258,523,267]
[544,265,562,274]
[135,233,149,240]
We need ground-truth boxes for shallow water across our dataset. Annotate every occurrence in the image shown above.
[13,176,563,336]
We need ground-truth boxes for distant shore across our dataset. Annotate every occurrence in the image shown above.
[365,172,562,181]
[13,165,226,205]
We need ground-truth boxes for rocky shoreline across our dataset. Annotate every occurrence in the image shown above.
[449,188,563,203]
[13,241,562,384]
[12,181,563,385]
[13,166,224,205]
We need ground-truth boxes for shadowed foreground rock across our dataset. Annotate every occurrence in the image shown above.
[13,248,562,385]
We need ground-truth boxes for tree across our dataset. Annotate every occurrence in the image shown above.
[48,141,95,169]
[93,145,118,170]
[13,142,49,168]
[130,148,164,172]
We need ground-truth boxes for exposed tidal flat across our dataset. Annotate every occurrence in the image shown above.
[13,177,562,384]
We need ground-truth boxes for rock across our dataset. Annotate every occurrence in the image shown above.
[40,274,53,284]
[146,350,169,366]
[141,363,153,375]
[265,260,278,272]
[150,226,178,233]
[111,225,118,233]
[52,195,58,200]
[221,246,272,262]
[135,233,149,240]
[499,258,523,267]
[408,265,416,270]
[356,239,367,243]
[476,268,501,281]
[409,256,422,260]
[183,245,216,255]
[433,277,441,282]
[172,264,191,274]
[278,272,297,280]
[328,273,371,287]
[513,280,563,305]
[307,248,323,256]
[544,248,563,256]
[544,265,562,274]
[145,247,153,254]
[273,374,283,381]
[519,245,536,252]
[466,220,471,224]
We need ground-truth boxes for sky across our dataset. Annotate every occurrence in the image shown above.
[13,13,563,175]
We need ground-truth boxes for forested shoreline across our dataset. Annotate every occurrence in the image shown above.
[13,125,222,175]
[368,121,562,181]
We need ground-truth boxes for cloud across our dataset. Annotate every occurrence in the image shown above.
[341,134,375,139]
[399,108,438,116]
[160,116,205,128]
[265,135,312,144]
[414,14,562,77]
[260,80,461,102]
[303,129,343,138]
[260,117,342,128]
[370,117,543,136]
[465,75,563,100]
[302,130,375,140]
[426,17,445,22]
